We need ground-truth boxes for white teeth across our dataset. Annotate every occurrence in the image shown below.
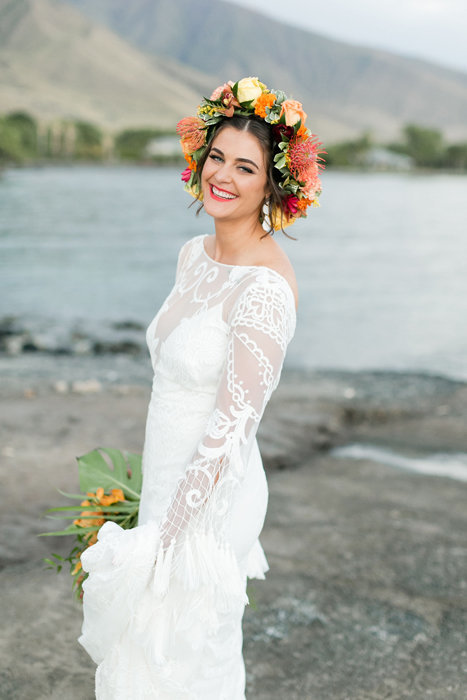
[212,185,237,200]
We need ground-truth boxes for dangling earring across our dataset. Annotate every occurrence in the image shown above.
[260,196,271,230]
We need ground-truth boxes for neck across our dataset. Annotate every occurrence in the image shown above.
[211,217,268,266]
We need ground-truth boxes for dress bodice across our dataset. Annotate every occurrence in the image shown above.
[145,234,296,392]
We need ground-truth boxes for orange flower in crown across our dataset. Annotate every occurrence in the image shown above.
[280,99,308,127]
[255,93,276,118]
[176,77,326,229]
[176,117,206,155]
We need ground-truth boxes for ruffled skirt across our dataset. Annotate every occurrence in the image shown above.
[78,520,269,700]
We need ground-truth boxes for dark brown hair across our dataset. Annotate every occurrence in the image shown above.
[192,115,290,236]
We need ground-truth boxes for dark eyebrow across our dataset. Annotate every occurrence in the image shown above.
[210,147,259,170]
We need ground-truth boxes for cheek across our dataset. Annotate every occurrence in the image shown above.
[201,163,214,191]
[248,177,268,204]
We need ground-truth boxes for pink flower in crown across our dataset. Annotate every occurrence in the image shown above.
[208,82,240,117]
[210,81,234,100]
[176,117,206,155]
[181,167,192,183]
[283,194,299,215]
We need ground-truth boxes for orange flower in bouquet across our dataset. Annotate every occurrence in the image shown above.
[40,448,142,601]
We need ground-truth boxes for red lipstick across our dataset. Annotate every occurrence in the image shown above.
[209,184,238,202]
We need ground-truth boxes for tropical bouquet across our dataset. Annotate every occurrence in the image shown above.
[40,447,142,601]
[177,76,326,230]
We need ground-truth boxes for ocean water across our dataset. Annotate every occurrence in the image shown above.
[331,443,467,482]
[1,165,466,379]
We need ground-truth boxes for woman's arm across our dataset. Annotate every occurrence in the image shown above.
[153,274,296,593]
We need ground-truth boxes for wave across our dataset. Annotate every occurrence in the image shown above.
[331,443,467,482]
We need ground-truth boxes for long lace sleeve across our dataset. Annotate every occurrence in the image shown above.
[152,273,296,598]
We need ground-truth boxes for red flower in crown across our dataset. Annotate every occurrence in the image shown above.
[272,124,294,142]
[287,135,320,182]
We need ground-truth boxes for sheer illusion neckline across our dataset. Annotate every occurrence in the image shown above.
[201,234,297,314]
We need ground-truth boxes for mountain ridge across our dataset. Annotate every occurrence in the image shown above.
[65,0,467,141]
[1,0,466,141]
[0,0,214,130]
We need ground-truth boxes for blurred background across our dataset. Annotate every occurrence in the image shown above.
[1,0,467,381]
[1,1,467,699]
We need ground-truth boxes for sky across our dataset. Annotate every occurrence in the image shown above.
[230,0,467,74]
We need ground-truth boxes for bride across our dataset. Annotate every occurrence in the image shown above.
[78,77,323,699]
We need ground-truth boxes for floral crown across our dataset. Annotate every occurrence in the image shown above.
[176,77,325,231]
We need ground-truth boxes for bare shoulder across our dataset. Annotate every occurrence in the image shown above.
[257,239,299,311]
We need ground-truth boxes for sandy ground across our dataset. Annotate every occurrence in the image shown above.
[1,369,466,699]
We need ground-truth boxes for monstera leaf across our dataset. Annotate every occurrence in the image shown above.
[40,446,143,600]
[78,447,142,500]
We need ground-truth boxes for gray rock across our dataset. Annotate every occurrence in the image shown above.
[1,370,467,698]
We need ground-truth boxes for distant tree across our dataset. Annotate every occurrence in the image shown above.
[323,132,372,167]
[0,117,24,163]
[74,120,103,160]
[385,141,407,156]
[115,128,173,161]
[442,142,467,171]
[400,124,444,167]
[3,111,38,159]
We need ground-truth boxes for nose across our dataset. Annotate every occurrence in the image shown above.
[213,161,233,184]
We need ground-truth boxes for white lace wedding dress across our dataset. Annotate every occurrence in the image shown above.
[78,234,296,699]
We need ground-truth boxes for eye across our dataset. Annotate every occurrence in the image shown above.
[209,154,223,163]
[239,165,253,174]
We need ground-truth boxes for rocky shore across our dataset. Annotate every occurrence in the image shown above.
[1,364,466,699]
[0,315,146,358]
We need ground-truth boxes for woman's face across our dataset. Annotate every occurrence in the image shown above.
[201,126,269,225]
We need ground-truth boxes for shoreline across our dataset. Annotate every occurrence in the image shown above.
[2,347,467,390]
[1,364,466,698]
[2,161,467,176]
[3,310,467,389]
[3,359,467,487]
[3,356,467,463]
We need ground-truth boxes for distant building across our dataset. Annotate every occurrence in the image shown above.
[144,136,181,159]
[362,147,414,171]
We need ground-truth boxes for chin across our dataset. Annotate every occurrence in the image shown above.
[204,199,237,219]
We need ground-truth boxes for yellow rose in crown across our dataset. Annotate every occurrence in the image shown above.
[280,99,308,126]
[236,77,266,105]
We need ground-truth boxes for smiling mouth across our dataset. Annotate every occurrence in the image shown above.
[210,184,238,201]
